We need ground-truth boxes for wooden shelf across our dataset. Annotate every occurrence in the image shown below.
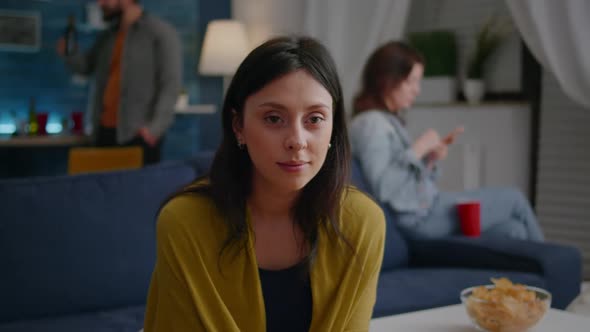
[174,104,217,114]
[412,101,529,108]
[0,135,91,148]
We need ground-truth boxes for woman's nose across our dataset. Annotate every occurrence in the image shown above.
[284,124,307,151]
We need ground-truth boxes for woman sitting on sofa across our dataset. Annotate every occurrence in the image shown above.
[143,36,385,331]
[349,41,544,242]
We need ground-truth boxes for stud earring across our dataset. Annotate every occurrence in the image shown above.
[328,143,332,149]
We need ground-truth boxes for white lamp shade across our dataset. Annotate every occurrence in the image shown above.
[199,20,249,76]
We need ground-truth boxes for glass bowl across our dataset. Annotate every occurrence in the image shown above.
[460,284,551,332]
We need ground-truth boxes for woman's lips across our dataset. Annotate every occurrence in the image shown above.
[277,161,309,173]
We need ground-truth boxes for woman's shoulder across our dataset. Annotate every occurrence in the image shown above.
[350,110,398,136]
[161,191,216,218]
[351,109,390,125]
[341,186,382,213]
[157,189,226,240]
[339,186,386,241]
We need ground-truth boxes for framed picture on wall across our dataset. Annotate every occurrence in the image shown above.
[0,10,41,52]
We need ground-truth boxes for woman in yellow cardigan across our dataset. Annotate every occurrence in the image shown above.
[143,36,385,332]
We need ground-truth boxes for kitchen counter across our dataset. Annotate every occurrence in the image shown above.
[0,135,91,148]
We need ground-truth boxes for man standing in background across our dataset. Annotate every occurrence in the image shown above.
[58,0,182,164]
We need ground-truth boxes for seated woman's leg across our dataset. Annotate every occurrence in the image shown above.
[395,192,463,239]
[483,220,528,240]
[454,187,544,241]
[395,188,543,241]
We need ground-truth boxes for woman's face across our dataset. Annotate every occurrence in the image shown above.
[385,63,424,111]
[234,70,334,194]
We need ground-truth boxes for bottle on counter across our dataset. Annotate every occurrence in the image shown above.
[8,110,18,137]
[64,14,78,56]
[61,116,70,136]
[27,98,38,136]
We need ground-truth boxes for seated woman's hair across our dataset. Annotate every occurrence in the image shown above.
[353,41,424,115]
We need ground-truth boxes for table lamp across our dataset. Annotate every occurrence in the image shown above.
[199,19,249,94]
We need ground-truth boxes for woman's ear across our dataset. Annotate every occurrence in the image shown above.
[232,109,244,143]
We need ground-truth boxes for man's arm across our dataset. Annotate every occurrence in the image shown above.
[144,23,182,141]
[58,32,107,76]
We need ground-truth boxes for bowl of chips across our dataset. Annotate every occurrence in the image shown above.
[460,278,551,332]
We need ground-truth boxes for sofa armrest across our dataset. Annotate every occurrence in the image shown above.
[408,236,582,309]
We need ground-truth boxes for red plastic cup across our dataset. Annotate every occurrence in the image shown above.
[71,111,84,135]
[457,200,481,237]
[36,112,48,135]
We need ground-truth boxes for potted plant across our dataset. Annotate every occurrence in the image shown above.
[464,17,509,104]
[408,30,457,104]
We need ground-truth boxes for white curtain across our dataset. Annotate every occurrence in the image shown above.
[506,0,590,108]
[304,0,411,113]
[232,0,411,113]
[232,0,307,49]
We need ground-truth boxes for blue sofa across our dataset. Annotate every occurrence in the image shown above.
[350,158,582,317]
[0,153,581,331]
[0,160,199,332]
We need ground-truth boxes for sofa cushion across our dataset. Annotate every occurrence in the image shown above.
[184,150,215,175]
[0,162,195,323]
[373,268,546,318]
[350,158,371,193]
[379,207,410,270]
[351,158,409,270]
[0,305,144,332]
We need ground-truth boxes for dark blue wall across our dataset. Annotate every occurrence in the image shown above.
[195,0,230,150]
[0,0,97,128]
[0,0,229,150]
[0,0,230,178]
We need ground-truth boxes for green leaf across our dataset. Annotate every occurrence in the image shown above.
[408,30,457,77]
[466,16,510,79]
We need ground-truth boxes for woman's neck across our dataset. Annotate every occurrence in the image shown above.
[383,98,402,114]
[248,179,299,222]
[359,99,400,114]
[247,176,310,269]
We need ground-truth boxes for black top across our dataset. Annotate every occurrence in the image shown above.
[258,261,312,332]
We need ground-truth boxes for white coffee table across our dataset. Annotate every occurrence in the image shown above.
[370,304,590,331]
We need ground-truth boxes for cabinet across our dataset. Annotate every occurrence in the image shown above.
[405,103,531,197]
[162,113,201,161]
[162,105,217,160]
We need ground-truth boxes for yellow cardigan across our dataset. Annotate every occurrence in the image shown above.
[144,187,385,332]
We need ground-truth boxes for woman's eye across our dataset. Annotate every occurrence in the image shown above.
[265,115,282,124]
[309,116,325,124]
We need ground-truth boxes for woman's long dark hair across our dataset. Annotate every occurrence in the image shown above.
[169,36,351,264]
[353,41,424,116]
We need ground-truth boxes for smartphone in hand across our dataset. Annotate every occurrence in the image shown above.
[442,127,464,145]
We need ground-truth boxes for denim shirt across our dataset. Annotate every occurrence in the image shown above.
[349,110,439,215]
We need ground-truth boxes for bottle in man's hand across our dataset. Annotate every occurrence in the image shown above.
[63,14,78,56]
